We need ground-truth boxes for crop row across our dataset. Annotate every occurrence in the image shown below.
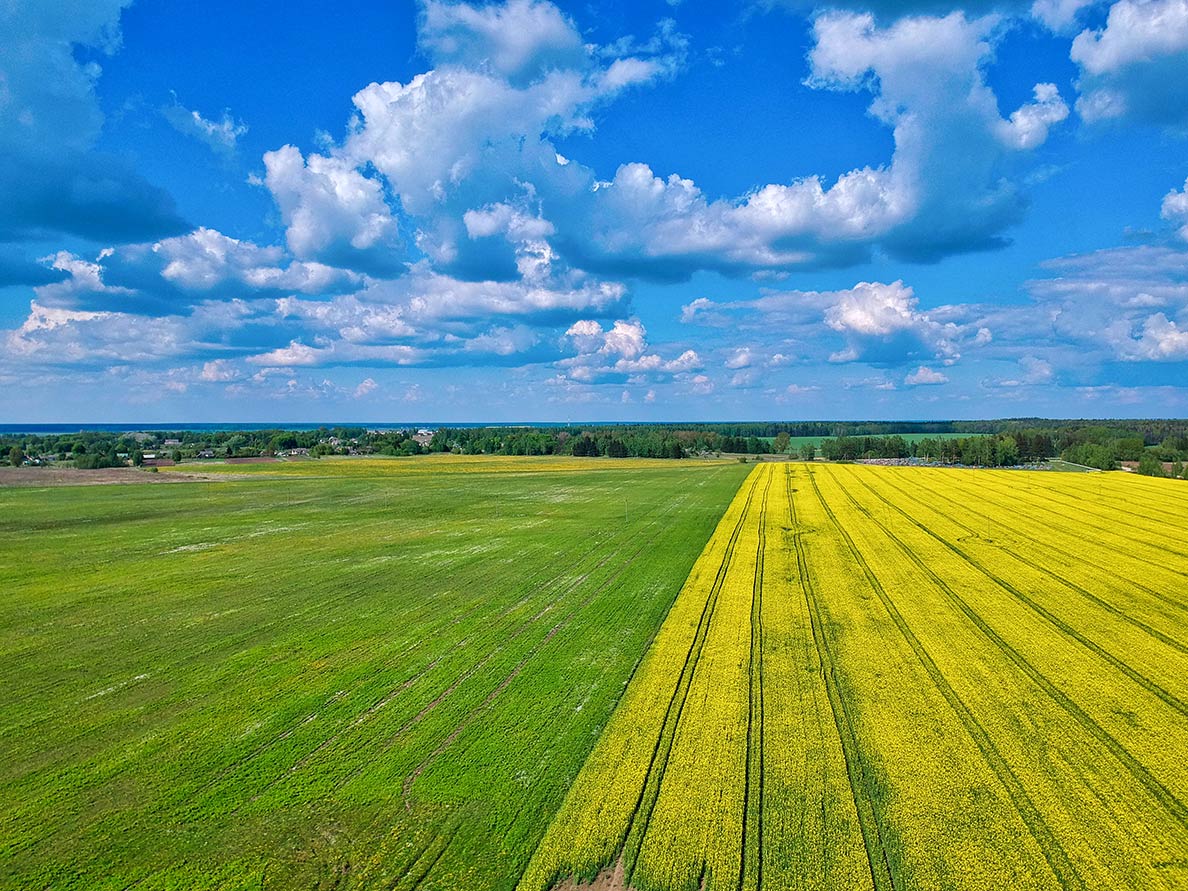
[524,461,1188,891]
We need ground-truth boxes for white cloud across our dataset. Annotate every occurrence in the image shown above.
[1031,0,1100,32]
[559,318,702,382]
[262,144,397,264]
[163,97,247,157]
[994,355,1055,386]
[824,280,920,337]
[246,340,423,367]
[725,347,754,369]
[804,11,1068,260]
[1117,312,1188,359]
[419,0,588,85]
[998,83,1070,149]
[904,365,949,385]
[1071,0,1188,126]
[822,280,968,363]
[199,359,240,382]
[353,377,378,398]
[1162,177,1188,240]
[152,227,362,294]
[1072,0,1188,74]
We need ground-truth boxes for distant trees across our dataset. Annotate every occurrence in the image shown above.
[8,446,22,467]
[1137,454,1166,477]
[1061,443,1118,470]
[773,432,791,453]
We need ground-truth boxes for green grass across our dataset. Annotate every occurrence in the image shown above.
[0,458,749,890]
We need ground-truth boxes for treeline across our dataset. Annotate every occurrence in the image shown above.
[816,426,1188,476]
[427,427,688,459]
[819,434,1035,466]
[4,419,1188,472]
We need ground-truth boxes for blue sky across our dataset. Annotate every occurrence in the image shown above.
[3,0,1188,422]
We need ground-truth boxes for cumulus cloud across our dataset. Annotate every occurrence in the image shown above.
[681,279,987,374]
[559,318,703,382]
[1071,0,1188,126]
[1115,312,1188,359]
[806,11,1069,260]
[821,280,968,364]
[904,365,949,384]
[418,0,588,85]
[1162,177,1188,240]
[1008,236,1188,364]
[1031,0,1101,32]
[262,145,400,271]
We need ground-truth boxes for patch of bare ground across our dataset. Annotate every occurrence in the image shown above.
[0,466,252,487]
[550,860,631,891]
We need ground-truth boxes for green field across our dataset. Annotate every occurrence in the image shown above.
[0,457,749,889]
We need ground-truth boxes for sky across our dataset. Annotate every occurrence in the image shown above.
[2,0,1188,423]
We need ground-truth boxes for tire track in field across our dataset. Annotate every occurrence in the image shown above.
[823,467,1188,833]
[788,469,837,888]
[805,467,1086,891]
[790,467,897,891]
[739,468,771,891]
[227,482,688,820]
[194,533,598,804]
[618,470,763,887]
[296,476,714,887]
[1031,480,1188,536]
[950,476,1188,576]
[909,469,1188,600]
[874,471,1188,653]
[367,475,726,886]
[506,469,740,890]
[320,481,700,803]
[842,469,1188,716]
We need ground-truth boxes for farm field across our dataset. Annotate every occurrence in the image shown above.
[0,456,750,889]
[524,462,1188,891]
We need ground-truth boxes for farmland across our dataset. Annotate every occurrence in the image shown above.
[524,462,1188,891]
[0,456,749,889]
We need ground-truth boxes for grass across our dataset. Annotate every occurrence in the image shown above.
[524,462,1188,891]
[0,457,750,890]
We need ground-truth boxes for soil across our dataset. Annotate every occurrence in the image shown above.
[551,861,631,891]
[0,467,246,487]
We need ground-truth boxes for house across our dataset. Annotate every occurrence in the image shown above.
[163,438,182,446]
[197,449,216,459]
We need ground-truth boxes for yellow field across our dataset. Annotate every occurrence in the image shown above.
[521,462,1188,891]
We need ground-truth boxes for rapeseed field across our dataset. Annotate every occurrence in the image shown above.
[524,462,1188,891]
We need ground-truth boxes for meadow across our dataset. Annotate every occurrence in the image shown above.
[0,456,750,889]
[524,462,1188,891]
